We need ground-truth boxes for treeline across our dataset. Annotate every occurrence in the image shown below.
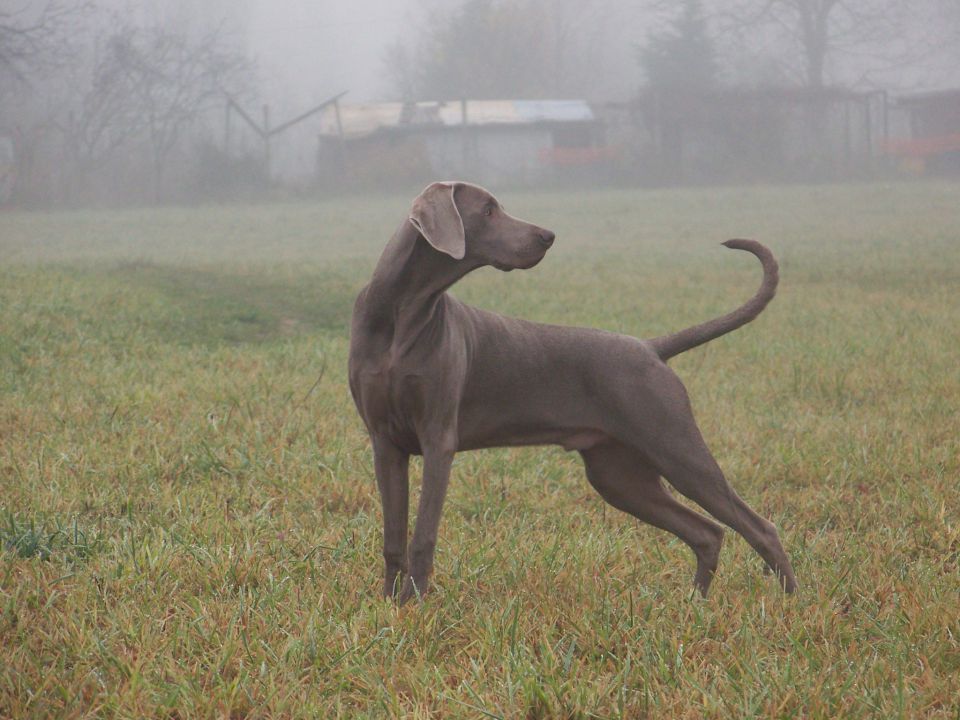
[2,0,958,206]
[386,0,959,99]
[0,1,256,206]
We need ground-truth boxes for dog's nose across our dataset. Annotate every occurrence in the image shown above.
[538,230,556,248]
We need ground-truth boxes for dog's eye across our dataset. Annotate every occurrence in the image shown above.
[484,207,493,216]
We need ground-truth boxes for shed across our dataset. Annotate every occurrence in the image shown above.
[623,86,887,184]
[317,99,612,188]
[887,89,960,175]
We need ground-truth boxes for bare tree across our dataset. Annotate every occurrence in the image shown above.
[107,22,251,200]
[414,0,550,99]
[639,0,719,91]
[713,0,924,88]
[525,0,625,98]
[383,0,625,101]
[0,2,92,204]
[1,3,256,205]
[381,39,417,101]
[57,24,145,201]
[0,0,87,82]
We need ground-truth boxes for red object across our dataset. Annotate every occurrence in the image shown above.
[539,146,621,166]
[885,133,960,158]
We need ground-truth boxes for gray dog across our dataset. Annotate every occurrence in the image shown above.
[349,181,797,604]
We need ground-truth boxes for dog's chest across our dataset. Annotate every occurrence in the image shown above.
[351,352,432,450]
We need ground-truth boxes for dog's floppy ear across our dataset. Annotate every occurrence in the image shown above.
[409,181,465,260]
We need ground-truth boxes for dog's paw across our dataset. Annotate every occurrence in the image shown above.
[397,576,427,605]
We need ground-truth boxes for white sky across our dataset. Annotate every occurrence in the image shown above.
[135,0,958,114]
[246,0,422,110]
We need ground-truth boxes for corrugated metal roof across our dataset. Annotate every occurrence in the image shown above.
[894,87,960,106]
[320,100,594,138]
[513,100,594,123]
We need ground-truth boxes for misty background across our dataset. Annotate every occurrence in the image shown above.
[1,0,959,206]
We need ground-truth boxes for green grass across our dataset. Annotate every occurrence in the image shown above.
[1,182,958,718]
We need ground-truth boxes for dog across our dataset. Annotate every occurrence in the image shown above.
[349,181,797,604]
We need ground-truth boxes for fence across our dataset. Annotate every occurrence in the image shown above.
[599,87,890,185]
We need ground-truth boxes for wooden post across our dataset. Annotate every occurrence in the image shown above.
[263,104,271,180]
[881,90,890,173]
[333,98,346,178]
[223,91,346,187]
[461,97,469,177]
[224,100,232,154]
[333,98,345,138]
[842,97,852,177]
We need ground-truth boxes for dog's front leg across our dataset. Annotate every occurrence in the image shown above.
[399,434,456,605]
[372,439,410,598]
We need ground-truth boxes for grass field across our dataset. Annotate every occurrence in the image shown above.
[1,182,958,718]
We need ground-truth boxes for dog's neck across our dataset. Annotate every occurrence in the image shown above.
[361,219,479,352]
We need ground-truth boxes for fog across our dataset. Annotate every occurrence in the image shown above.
[3,6,959,711]
[1,0,958,205]
[247,0,418,105]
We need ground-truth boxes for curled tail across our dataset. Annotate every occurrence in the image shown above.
[650,239,779,361]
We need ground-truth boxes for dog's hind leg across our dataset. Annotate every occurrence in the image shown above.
[656,446,797,593]
[581,442,725,596]
[624,369,798,593]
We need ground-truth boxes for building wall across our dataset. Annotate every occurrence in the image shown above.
[320,125,583,189]
[423,128,555,187]
[616,91,886,185]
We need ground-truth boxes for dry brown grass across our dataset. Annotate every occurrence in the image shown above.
[1,182,958,718]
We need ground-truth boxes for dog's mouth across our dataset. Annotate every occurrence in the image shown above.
[519,251,547,269]
[492,251,546,272]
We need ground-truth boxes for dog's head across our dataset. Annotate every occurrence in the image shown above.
[409,181,555,271]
